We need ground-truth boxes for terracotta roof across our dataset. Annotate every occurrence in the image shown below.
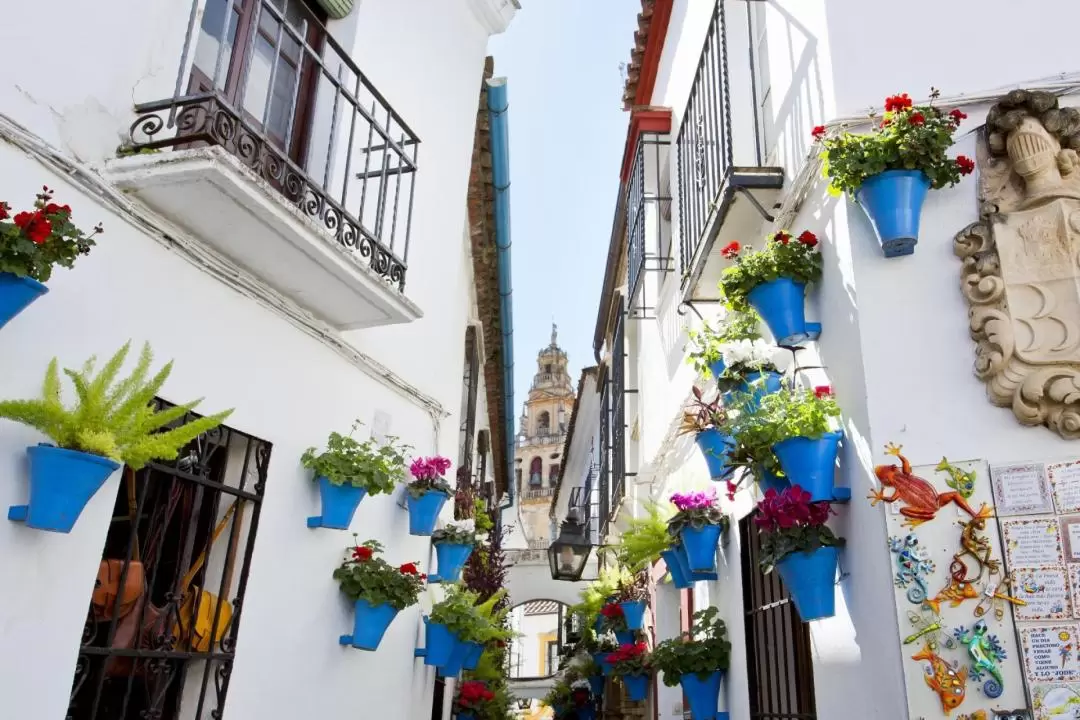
[522,600,560,615]
[621,0,673,111]
[466,56,510,499]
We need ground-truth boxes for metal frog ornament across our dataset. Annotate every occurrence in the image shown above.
[870,444,985,527]
[954,621,1007,699]
[890,533,936,604]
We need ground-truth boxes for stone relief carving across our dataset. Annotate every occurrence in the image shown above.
[954,90,1080,438]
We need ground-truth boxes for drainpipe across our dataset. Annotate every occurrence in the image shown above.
[487,78,516,513]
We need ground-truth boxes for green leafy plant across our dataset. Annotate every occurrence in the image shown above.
[718,230,823,314]
[332,538,426,610]
[301,421,409,494]
[572,566,646,634]
[432,517,482,545]
[817,90,973,196]
[755,485,845,573]
[677,386,727,436]
[541,681,572,710]
[753,385,840,444]
[609,501,673,572]
[714,338,780,395]
[0,187,103,282]
[430,586,509,643]
[686,312,764,375]
[651,607,732,685]
[725,412,786,497]
[0,342,232,468]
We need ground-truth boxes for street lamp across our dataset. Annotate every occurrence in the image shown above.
[547,509,592,581]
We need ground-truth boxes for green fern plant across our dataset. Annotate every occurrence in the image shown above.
[0,341,233,468]
[609,501,674,572]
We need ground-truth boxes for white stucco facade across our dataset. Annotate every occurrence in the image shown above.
[0,1,516,719]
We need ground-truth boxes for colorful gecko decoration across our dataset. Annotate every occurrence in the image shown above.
[954,620,1006,699]
[890,533,935,604]
[870,444,986,527]
[936,456,977,499]
[949,506,1000,585]
[912,642,968,715]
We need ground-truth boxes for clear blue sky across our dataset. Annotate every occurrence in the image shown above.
[489,0,641,422]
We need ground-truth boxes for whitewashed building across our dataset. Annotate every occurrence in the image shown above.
[0,1,518,719]
[554,2,1080,720]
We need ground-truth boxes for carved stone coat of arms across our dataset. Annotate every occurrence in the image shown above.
[955,90,1080,438]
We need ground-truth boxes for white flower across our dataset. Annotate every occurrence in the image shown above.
[449,518,476,534]
[721,338,774,368]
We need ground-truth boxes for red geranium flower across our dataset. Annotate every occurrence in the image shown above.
[14,210,52,244]
[725,480,737,502]
[773,230,791,245]
[352,545,373,562]
[720,240,740,259]
[949,108,967,124]
[0,202,8,220]
[908,112,925,126]
[811,125,826,140]
[956,155,975,175]
[797,230,818,247]
[884,93,912,112]
[399,562,420,575]
[814,385,832,399]
[600,603,624,619]
[880,118,891,128]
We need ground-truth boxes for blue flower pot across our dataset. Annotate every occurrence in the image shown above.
[0,273,47,330]
[679,524,722,572]
[757,467,789,495]
[614,629,635,645]
[461,640,484,670]
[438,643,466,677]
[776,546,839,621]
[589,675,605,696]
[772,431,845,503]
[855,169,931,258]
[457,713,476,720]
[724,370,784,413]
[338,599,398,650]
[708,358,726,380]
[619,600,647,630]
[406,489,449,536]
[593,651,615,676]
[661,549,693,589]
[672,543,718,582]
[746,277,821,346]
[430,541,473,583]
[695,428,734,479]
[306,476,367,529]
[423,620,458,666]
[623,673,649,701]
[680,670,724,720]
[594,616,604,634]
[576,707,597,720]
[7,445,120,533]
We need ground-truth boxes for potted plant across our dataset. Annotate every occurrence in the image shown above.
[686,311,762,382]
[0,187,103,329]
[679,387,732,479]
[652,608,732,720]
[0,342,231,533]
[668,488,728,573]
[301,422,408,530]
[579,657,605,697]
[753,385,846,502]
[584,634,619,676]
[405,455,453,535]
[716,337,784,412]
[718,231,823,346]
[816,90,974,257]
[333,538,425,650]
[755,485,845,621]
[454,680,494,720]
[606,641,652,702]
[430,517,483,583]
[543,681,573,717]
[427,586,501,675]
[726,408,789,499]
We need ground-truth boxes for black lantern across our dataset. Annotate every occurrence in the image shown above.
[547,509,592,581]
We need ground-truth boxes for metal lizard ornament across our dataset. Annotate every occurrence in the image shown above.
[912,642,968,715]
[954,620,1006,699]
[936,457,977,499]
[870,443,985,527]
[950,507,1000,586]
[890,533,935,604]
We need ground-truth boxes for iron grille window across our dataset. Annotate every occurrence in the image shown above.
[458,325,480,475]
[129,0,419,290]
[597,384,611,540]
[609,308,629,516]
[740,515,817,720]
[627,130,673,317]
[676,1,733,281]
[67,404,271,720]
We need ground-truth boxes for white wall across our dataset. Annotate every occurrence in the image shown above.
[0,1,509,718]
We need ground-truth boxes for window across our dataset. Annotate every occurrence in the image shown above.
[456,326,480,515]
[545,640,560,675]
[549,464,560,487]
[66,406,271,720]
[544,363,552,373]
[537,411,550,435]
[515,468,522,486]
[529,457,542,486]
[740,515,817,720]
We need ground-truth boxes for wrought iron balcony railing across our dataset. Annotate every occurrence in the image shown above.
[627,129,673,317]
[128,0,419,290]
[516,432,565,448]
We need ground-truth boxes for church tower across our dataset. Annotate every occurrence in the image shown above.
[514,324,575,545]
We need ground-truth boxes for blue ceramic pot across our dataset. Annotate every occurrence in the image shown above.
[406,488,449,536]
[342,599,398,650]
[7,445,120,533]
[680,670,724,720]
[307,476,367,529]
[776,546,839,621]
[746,277,821,346]
[461,640,484,670]
[695,428,734,479]
[423,620,457,666]
[661,549,693,589]
[623,673,649,701]
[437,643,466,677]
[619,600,647,630]
[679,524,722,572]
[593,651,614,676]
[588,675,605,696]
[614,629,636,645]
[456,713,476,720]
[772,431,843,503]
[725,370,784,413]
[0,272,47,330]
[672,543,718,582]
[757,467,789,495]
[708,357,726,380]
[855,169,931,258]
[430,542,473,583]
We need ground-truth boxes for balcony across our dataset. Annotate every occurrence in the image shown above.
[516,432,565,448]
[677,2,784,302]
[520,487,556,501]
[626,118,673,319]
[106,0,421,330]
